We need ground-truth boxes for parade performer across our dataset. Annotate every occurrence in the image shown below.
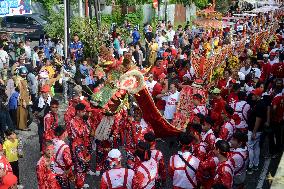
[233,91,250,133]
[213,140,234,189]
[68,103,93,189]
[64,85,91,127]
[36,141,61,189]
[100,149,135,189]
[132,142,158,189]
[192,94,208,116]
[152,73,167,114]
[169,133,201,189]
[201,116,216,152]
[188,124,207,161]
[52,126,74,189]
[43,99,59,149]
[144,132,166,186]
[219,105,239,142]
[0,143,13,174]
[229,131,248,189]
[33,85,52,151]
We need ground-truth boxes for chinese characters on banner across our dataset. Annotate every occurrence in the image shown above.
[0,0,32,17]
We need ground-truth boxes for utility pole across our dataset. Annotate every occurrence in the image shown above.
[64,0,68,58]
[94,0,101,29]
[78,0,84,17]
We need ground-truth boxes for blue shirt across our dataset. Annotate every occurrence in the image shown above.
[79,64,93,85]
[70,41,84,60]
[132,30,140,44]
[9,91,19,110]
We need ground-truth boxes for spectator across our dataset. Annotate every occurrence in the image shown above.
[24,39,31,60]
[0,43,9,82]
[70,34,84,62]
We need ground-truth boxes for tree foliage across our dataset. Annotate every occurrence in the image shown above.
[169,0,208,9]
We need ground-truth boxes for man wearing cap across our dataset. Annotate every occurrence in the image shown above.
[247,88,267,174]
[68,103,92,189]
[152,73,167,114]
[209,88,226,133]
[150,60,167,81]
[33,85,52,151]
[52,126,74,188]
[43,99,60,151]
[169,133,201,189]
[100,149,135,189]
[15,66,30,131]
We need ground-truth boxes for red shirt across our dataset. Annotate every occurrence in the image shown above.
[152,83,166,111]
[272,94,284,123]
[151,66,167,81]
[271,62,284,78]
[260,62,272,81]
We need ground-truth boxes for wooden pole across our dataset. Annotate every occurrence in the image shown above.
[85,0,89,17]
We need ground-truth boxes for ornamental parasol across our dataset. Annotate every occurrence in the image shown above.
[192,18,223,29]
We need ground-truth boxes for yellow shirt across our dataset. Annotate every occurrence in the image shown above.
[3,139,19,162]
[41,65,55,79]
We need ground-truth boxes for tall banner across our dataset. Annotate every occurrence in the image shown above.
[0,0,32,17]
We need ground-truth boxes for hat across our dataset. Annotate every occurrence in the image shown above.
[0,173,17,189]
[75,103,86,111]
[158,73,167,80]
[163,52,169,57]
[41,85,50,93]
[192,79,204,88]
[263,54,269,58]
[211,87,221,94]
[108,149,122,159]
[251,88,263,96]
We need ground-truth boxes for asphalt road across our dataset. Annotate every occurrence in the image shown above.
[17,102,283,189]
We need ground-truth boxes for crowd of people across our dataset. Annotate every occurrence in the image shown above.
[0,4,284,189]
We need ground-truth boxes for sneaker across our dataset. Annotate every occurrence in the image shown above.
[247,167,253,175]
[83,184,89,188]
[17,185,24,189]
[252,166,259,171]
[87,170,96,176]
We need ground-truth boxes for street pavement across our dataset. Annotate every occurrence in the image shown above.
[17,102,283,189]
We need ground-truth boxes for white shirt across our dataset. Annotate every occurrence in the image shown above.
[24,45,31,59]
[251,67,261,78]
[240,66,251,76]
[0,49,9,69]
[167,30,175,42]
[156,36,167,48]
[162,91,180,119]
[146,80,157,93]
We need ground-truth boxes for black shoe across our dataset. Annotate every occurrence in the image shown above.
[247,167,253,175]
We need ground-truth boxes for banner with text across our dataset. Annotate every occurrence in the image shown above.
[0,0,32,17]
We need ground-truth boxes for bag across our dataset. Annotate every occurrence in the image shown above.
[178,154,196,173]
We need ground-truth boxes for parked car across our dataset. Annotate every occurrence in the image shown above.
[1,13,47,40]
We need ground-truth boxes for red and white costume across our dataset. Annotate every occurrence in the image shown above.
[198,154,219,189]
[169,151,200,189]
[101,168,135,189]
[0,155,12,173]
[201,129,216,152]
[68,116,92,188]
[214,160,234,189]
[133,119,153,145]
[150,149,166,183]
[36,156,61,189]
[43,112,59,142]
[229,147,248,186]
[193,105,208,116]
[219,119,235,142]
[192,142,207,161]
[234,101,250,132]
[133,158,158,189]
[52,138,74,187]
